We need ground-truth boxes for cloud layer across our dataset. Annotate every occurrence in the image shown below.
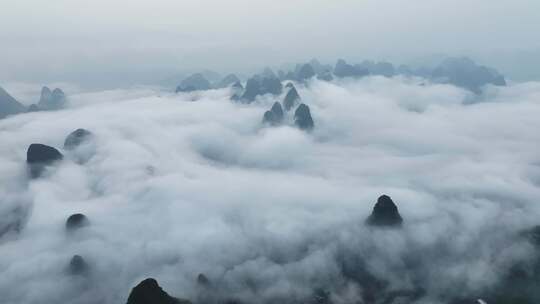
[1,77,540,303]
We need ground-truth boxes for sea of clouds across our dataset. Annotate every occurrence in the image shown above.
[1,76,540,303]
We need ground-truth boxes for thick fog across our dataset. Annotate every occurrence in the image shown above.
[1,0,540,85]
[1,77,540,303]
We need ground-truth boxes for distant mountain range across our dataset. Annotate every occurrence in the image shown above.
[172,56,507,96]
[0,85,67,120]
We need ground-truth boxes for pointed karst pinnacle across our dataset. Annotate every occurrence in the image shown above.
[366,195,403,227]
[294,104,314,131]
[64,128,94,150]
[40,86,52,102]
[262,102,284,126]
[240,76,263,102]
[126,278,191,304]
[38,86,67,110]
[283,85,301,111]
[26,143,63,178]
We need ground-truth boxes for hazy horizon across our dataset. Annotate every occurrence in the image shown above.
[1,0,540,87]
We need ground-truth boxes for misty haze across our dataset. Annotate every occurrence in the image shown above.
[1,1,540,304]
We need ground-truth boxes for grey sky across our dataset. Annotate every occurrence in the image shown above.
[1,0,539,85]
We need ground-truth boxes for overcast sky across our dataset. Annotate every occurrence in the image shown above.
[1,0,539,85]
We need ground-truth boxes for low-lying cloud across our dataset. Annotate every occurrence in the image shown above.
[1,77,540,303]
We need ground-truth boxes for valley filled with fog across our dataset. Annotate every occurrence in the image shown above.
[2,64,540,304]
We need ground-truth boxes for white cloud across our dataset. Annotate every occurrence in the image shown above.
[1,77,540,303]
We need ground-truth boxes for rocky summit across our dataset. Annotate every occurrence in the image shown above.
[26,143,64,178]
[283,86,301,111]
[66,213,89,231]
[38,87,67,110]
[262,102,284,126]
[64,128,94,150]
[126,278,191,304]
[294,103,314,131]
[366,195,403,227]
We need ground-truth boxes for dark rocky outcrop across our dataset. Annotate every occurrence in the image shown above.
[270,102,284,120]
[126,278,191,304]
[366,195,403,227]
[294,104,314,131]
[217,74,241,88]
[262,102,284,126]
[176,74,212,93]
[283,86,301,111]
[0,86,26,119]
[38,87,67,110]
[64,128,93,150]
[68,255,89,275]
[66,213,89,231]
[26,143,63,178]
